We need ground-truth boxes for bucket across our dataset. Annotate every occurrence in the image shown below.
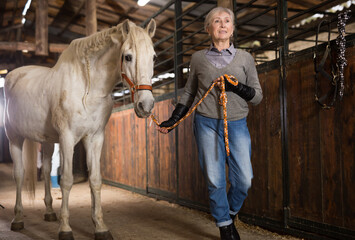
[51,143,60,188]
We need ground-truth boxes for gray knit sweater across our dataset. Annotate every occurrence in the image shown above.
[179,48,263,121]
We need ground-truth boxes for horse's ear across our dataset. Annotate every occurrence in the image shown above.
[121,19,131,38]
[111,33,120,44]
[145,19,156,38]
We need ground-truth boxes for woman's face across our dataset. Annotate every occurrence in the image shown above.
[207,11,233,43]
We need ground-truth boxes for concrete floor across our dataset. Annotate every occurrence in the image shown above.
[0,163,302,240]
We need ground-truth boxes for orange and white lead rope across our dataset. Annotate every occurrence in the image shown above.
[151,74,238,156]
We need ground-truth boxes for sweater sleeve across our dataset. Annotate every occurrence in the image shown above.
[179,54,198,108]
[245,52,263,105]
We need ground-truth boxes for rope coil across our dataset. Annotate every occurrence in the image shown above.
[151,74,238,156]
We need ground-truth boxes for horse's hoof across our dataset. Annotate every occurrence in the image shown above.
[59,231,74,240]
[11,221,24,231]
[44,212,57,221]
[95,231,113,240]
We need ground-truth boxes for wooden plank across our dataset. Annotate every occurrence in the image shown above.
[102,110,147,190]
[0,41,36,51]
[287,56,322,221]
[244,70,269,216]
[35,0,48,55]
[318,49,342,226]
[178,112,209,205]
[340,47,355,229]
[217,0,233,9]
[147,100,177,193]
[49,43,69,52]
[0,42,68,53]
[265,69,283,219]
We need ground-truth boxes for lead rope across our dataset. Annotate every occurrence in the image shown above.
[151,74,238,156]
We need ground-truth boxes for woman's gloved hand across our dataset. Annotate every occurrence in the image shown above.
[221,75,256,101]
[157,103,189,134]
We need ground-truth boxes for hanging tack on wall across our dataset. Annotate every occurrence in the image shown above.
[336,10,351,100]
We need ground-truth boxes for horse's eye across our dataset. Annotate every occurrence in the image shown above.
[125,55,132,62]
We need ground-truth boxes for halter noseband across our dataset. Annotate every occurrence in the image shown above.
[121,60,152,102]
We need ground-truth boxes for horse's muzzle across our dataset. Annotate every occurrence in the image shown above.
[134,91,154,118]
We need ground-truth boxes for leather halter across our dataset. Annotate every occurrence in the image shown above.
[313,20,338,109]
[121,60,152,102]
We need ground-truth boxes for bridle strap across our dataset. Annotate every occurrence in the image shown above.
[121,61,152,102]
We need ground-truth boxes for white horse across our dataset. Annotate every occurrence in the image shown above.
[3,19,156,240]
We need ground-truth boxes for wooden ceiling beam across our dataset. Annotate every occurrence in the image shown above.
[0,23,22,33]
[217,0,233,10]
[0,41,68,52]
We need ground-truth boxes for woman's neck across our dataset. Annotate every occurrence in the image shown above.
[213,40,230,51]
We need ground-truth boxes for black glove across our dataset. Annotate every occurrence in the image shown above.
[160,103,189,132]
[224,76,256,101]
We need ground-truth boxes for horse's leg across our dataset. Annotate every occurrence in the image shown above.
[58,133,75,240]
[9,136,25,231]
[82,133,113,240]
[42,143,57,221]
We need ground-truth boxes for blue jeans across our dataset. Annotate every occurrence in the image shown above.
[193,113,253,227]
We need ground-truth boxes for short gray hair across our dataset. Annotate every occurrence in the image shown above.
[204,7,235,32]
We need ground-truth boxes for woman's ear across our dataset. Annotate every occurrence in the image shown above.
[206,26,211,36]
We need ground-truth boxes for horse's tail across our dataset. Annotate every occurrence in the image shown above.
[23,139,39,200]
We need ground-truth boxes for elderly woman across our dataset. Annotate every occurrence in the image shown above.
[158,7,263,240]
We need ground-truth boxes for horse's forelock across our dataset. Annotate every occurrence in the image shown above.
[125,26,154,53]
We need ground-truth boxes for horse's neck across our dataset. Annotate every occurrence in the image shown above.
[86,45,120,96]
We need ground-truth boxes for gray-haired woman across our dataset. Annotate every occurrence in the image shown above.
[157,7,263,240]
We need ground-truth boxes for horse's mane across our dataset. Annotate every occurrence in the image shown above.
[70,25,120,58]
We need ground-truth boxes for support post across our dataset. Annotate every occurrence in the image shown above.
[35,0,48,56]
[86,0,97,36]
[173,0,183,202]
[277,0,290,229]
[217,0,233,10]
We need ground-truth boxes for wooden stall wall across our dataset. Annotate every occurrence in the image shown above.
[102,109,147,192]
[101,44,354,239]
[286,46,355,235]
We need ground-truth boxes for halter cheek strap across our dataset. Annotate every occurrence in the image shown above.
[121,61,153,102]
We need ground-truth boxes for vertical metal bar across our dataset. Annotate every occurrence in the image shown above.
[233,0,238,47]
[277,0,290,229]
[174,0,183,91]
[274,8,278,59]
[174,0,183,201]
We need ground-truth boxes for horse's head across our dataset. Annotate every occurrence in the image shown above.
[112,19,156,118]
